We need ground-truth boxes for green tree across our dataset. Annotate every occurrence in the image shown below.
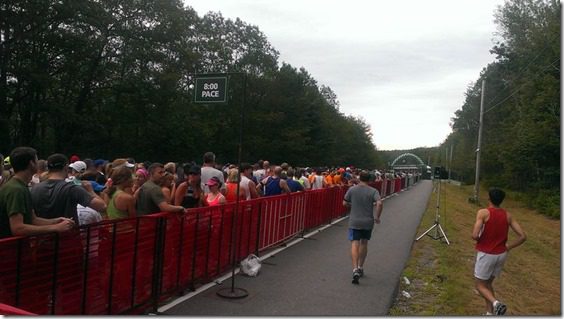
[446,0,560,217]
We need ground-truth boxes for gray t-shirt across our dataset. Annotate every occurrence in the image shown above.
[344,184,380,230]
[136,180,165,216]
[31,179,94,222]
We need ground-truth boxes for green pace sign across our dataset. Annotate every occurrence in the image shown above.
[194,76,228,103]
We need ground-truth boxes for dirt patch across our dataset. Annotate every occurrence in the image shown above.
[389,241,441,315]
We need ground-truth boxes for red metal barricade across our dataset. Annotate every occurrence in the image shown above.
[303,189,324,230]
[372,180,383,194]
[0,303,36,315]
[258,192,305,251]
[386,179,392,196]
[237,198,262,258]
[395,178,402,194]
[0,181,418,315]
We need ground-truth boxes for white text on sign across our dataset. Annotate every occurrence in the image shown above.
[202,82,220,98]
[202,90,220,97]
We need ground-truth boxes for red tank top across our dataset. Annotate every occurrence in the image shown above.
[225,183,245,203]
[475,207,509,254]
[205,193,223,206]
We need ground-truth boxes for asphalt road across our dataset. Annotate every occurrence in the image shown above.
[162,180,434,316]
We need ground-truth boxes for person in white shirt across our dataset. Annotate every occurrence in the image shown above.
[240,163,259,200]
[200,152,226,194]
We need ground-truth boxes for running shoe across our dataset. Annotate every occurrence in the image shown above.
[352,269,360,284]
[493,300,507,315]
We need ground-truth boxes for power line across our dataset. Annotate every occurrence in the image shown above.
[483,32,560,110]
[483,57,560,114]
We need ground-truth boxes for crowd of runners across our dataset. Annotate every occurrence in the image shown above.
[0,147,407,238]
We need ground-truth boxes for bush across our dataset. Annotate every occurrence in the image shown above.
[532,190,560,219]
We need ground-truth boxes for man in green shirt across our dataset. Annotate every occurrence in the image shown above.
[136,162,186,216]
[0,147,74,238]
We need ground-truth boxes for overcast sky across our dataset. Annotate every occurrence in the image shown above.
[185,0,505,150]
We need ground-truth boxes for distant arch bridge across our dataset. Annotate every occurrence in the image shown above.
[390,153,428,170]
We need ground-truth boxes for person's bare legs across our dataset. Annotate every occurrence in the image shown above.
[351,240,360,269]
[476,277,496,314]
[358,239,368,269]
[351,240,361,284]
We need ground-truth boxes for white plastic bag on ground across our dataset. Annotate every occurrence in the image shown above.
[240,254,261,277]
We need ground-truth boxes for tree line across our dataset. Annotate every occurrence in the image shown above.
[0,1,381,169]
[432,0,559,218]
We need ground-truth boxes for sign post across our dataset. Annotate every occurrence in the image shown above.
[193,72,249,299]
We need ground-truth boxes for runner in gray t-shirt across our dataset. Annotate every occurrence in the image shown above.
[343,170,383,284]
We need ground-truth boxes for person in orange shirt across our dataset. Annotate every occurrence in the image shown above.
[324,171,334,187]
[333,171,343,186]
[308,170,316,185]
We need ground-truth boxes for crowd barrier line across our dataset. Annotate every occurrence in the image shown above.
[0,176,418,315]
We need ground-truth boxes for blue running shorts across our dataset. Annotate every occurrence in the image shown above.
[348,228,373,241]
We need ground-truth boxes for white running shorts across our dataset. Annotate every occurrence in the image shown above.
[474,251,508,280]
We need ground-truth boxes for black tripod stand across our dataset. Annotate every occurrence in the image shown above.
[416,178,450,245]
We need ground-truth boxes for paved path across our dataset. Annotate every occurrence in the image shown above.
[162,180,434,316]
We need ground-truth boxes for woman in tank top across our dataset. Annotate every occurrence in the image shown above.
[132,168,148,199]
[205,176,226,206]
[174,164,205,208]
[224,168,247,203]
[159,172,176,204]
[103,166,137,219]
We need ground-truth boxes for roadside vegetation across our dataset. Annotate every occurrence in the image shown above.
[389,181,560,315]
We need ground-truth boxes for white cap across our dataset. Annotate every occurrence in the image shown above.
[69,161,87,173]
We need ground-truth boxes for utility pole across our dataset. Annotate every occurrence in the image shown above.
[448,145,453,181]
[445,147,448,181]
[473,79,486,203]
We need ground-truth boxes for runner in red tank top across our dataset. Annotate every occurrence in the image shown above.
[475,207,509,254]
[471,188,527,315]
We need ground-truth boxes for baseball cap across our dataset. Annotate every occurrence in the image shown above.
[70,155,80,163]
[47,153,68,170]
[69,161,87,173]
[94,159,106,167]
[188,165,201,175]
[90,181,106,193]
[112,158,135,169]
[206,176,221,187]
